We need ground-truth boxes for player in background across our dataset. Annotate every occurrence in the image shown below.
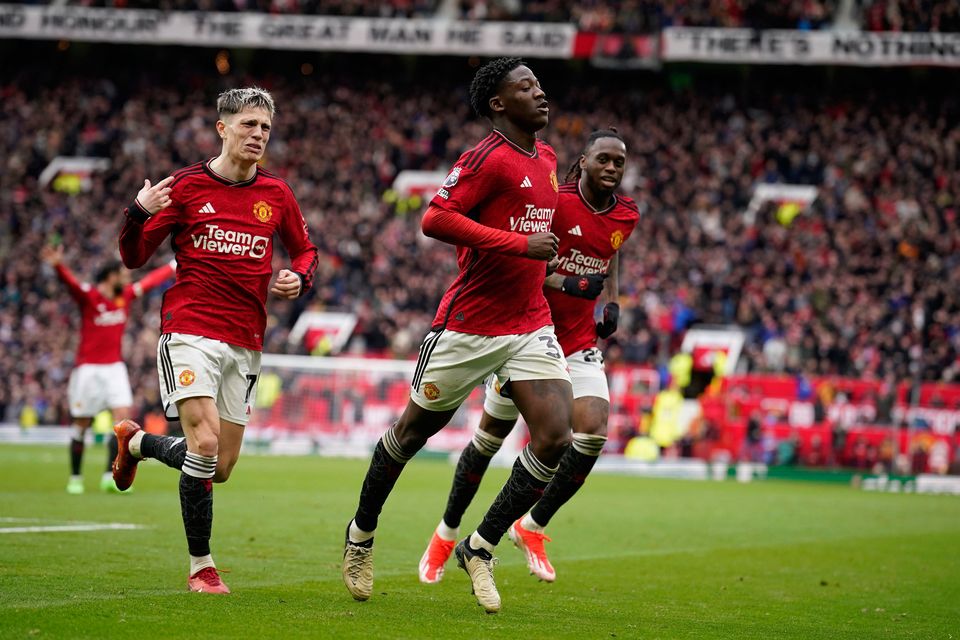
[342,57,570,614]
[41,244,175,495]
[112,87,318,594]
[419,129,639,585]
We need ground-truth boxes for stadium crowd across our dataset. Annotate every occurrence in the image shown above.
[43,0,960,32]
[860,0,960,32]
[2,65,959,428]
[456,0,839,32]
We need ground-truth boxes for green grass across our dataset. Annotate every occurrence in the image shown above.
[1,444,958,640]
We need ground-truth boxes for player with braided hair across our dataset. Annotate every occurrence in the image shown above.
[419,128,639,585]
[342,57,570,613]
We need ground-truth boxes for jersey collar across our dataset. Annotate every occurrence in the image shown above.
[491,129,539,158]
[577,180,618,215]
[203,158,259,187]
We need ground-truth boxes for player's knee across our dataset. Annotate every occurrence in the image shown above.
[576,419,608,438]
[193,434,219,458]
[392,425,428,453]
[549,428,573,454]
[530,426,572,463]
[392,413,441,453]
[573,397,609,437]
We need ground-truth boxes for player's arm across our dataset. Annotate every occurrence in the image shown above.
[601,252,620,304]
[544,270,607,299]
[272,193,319,299]
[596,252,620,339]
[131,259,177,298]
[422,161,556,259]
[119,177,176,269]
[41,244,87,304]
[422,204,538,256]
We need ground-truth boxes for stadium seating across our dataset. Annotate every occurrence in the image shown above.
[2,57,958,436]
[44,0,960,32]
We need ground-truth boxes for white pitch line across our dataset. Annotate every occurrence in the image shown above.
[0,523,145,534]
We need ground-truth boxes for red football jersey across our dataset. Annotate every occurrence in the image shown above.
[119,160,319,351]
[56,262,175,365]
[428,131,559,336]
[546,182,640,355]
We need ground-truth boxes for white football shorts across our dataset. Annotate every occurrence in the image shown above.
[67,362,134,418]
[410,325,570,412]
[483,346,609,421]
[157,332,261,426]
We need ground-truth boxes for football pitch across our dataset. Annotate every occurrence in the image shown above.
[1,445,958,639]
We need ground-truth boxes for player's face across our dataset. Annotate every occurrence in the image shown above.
[218,106,272,165]
[496,66,549,132]
[581,137,627,193]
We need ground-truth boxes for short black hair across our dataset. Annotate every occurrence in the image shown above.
[564,128,627,183]
[469,57,524,118]
[96,260,123,284]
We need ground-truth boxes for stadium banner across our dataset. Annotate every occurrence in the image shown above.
[0,4,575,58]
[662,28,960,67]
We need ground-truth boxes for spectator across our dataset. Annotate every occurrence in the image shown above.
[2,59,959,427]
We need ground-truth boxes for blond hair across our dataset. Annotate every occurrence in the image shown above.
[216,87,275,119]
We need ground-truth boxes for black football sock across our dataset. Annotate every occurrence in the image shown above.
[69,426,84,476]
[141,433,188,470]
[106,434,119,473]
[352,428,416,534]
[475,445,557,547]
[442,430,503,529]
[180,452,217,559]
[530,434,606,527]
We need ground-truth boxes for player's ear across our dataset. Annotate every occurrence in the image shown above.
[488,95,505,115]
[579,154,587,170]
[216,119,227,140]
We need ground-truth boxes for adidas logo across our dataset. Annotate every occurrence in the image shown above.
[568,225,583,236]
[520,176,532,188]
[199,202,216,214]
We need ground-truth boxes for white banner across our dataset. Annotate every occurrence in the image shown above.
[0,5,575,58]
[663,27,960,67]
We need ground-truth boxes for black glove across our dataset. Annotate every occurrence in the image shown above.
[561,273,607,299]
[596,302,620,339]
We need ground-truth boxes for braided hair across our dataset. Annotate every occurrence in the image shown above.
[563,128,626,183]
[469,57,524,118]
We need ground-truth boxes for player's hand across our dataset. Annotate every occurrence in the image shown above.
[41,243,64,266]
[526,232,559,260]
[270,269,302,299]
[136,177,174,215]
[561,273,607,299]
[546,256,560,276]
[596,302,620,339]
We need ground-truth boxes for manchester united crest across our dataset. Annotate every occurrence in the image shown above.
[611,230,624,250]
[253,200,273,223]
[549,170,559,192]
[423,383,440,400]
[179,369,196,386]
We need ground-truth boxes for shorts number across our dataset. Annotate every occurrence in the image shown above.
[244,374,258,404]
[583,348,603,364]
[539,335,561,359]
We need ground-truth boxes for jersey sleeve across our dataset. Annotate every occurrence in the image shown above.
[421,205,528,255]
[130,259,176,298]
[277,187,319,295]
[54,264,90,305]
[423,156,528,256]
[119,199,181,269]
